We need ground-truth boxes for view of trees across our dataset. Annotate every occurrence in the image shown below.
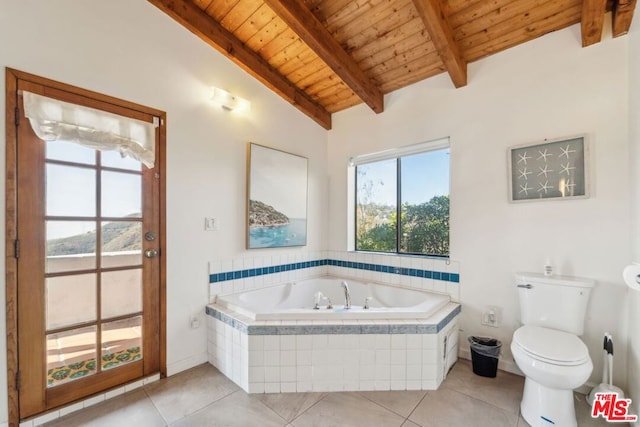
[356,162,449,257]
[356,196,449,256]
[401,195,449,255]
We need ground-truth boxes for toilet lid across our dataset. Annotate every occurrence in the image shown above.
[514,325,590,365]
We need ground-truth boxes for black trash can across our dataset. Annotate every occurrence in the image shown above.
[468,336,502,378]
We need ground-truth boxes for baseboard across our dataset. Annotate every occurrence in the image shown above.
[458,349,595,395]
[166,351,208,376]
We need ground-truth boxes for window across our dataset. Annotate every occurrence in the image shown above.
[353,139,450,257]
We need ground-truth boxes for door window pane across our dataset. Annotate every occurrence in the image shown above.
[46,221,97,273]
[47,326,97,388]
[46,164,96,217]
[101,221,142,268]
[101,150,142,171]
[355,159,397,252]
[46,140,96,165]
[46,274,97,330]
[101,316,142,370]
[101,269,142,319]
[101,171,141,218]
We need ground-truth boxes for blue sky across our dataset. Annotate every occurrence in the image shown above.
[357,148,450,206]
[46,140,142,240]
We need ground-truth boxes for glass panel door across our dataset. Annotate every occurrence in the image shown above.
[15,84,162,418]
[42,142,146,390]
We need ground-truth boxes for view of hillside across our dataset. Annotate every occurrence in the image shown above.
[47,221,142,256]
[248,200,289,227]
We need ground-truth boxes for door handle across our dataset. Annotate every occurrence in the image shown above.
[144,249,158,258]
[517,284,533,289]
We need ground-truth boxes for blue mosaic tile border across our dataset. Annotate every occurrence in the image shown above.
[205,305,461,336]
[209,259,460,284]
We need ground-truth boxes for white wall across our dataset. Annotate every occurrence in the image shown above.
[328,21,631,389]
[628,20,640,416]
[0,0,328,423]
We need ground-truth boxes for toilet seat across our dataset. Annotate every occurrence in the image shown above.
[513,325,589,366]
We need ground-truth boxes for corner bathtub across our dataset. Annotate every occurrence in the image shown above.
[206,276,461,394]
[215,277,451,321]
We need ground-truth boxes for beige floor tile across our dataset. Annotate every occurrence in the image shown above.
[44,390,165,427]
[401,420,421,427]
[171,391,287,427]
[517,413,528,426]
[441,359,524,415]
[257,392,326,422]
[409,388,519,427]
[359,390,427,417]
[145,364,238,424]
[291,392,405,427]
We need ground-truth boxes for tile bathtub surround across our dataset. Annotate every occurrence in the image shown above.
[209,259,459,284]
[205,305,462,336]
[206,303,460,394]
[209,260,459,284]
[209,252,460,302]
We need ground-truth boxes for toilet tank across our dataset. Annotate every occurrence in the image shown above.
[516,272,595,335]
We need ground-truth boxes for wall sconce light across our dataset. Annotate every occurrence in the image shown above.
[210,87,251,113]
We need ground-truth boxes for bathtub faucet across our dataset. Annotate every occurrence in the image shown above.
[340,281,351,309]
[313,291,324,310]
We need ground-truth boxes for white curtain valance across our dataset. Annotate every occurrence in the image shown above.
[23,91,157,168]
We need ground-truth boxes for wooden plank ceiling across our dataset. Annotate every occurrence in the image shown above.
[149,0,637,129]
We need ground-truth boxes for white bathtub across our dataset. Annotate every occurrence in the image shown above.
[215,276,451,321]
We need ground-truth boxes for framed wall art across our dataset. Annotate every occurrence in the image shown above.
[247,143,308,248]
[508,135,589,202]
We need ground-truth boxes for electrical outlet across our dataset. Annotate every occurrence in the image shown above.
[190,316,201,329]
[481,305,501,327]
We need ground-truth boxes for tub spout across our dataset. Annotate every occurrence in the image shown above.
[340,281,351,309]
[313,291,324,310]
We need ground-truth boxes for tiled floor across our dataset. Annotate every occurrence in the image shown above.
[43,359,618,426]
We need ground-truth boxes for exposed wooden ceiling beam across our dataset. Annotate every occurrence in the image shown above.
[581,0,607,46]
[262,0,384,114]
[147,0,332,129]
[411,0,467,88]
[612,0,637,36]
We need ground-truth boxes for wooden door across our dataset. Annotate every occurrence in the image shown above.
[5,69,166,421]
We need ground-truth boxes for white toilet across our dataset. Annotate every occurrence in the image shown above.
[511,272,594,427]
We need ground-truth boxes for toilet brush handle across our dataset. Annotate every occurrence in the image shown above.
[602,334,609,385]
[602,349,608,385]
[606,335,614,387]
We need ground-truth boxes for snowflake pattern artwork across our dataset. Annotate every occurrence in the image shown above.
[510,137,586,201]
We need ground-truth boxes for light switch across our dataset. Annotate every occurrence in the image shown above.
[205,217,219,231]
